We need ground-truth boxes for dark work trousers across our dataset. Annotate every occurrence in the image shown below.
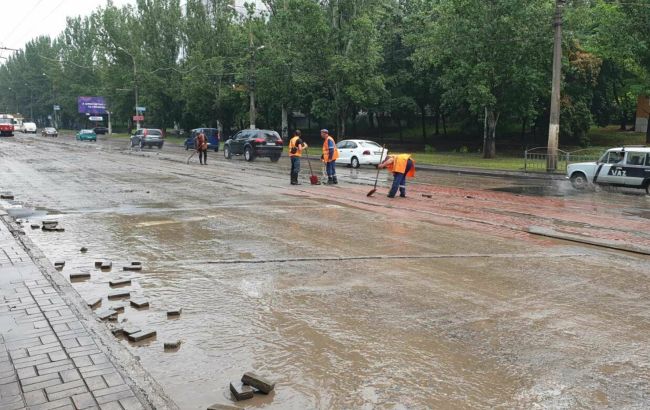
[388,159,413,197]
[290,156,300,178]
[326,161,336,177]
[198,149,207,165]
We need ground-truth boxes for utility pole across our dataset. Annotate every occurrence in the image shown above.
[546,0,565,172]
[249,27,256,130]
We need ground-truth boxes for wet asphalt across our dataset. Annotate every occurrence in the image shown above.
[0,132,649,409]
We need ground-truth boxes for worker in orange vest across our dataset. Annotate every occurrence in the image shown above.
[320,129,339,184]
[378,154,415,197]
[288,130,308,185]
[195,131,208,165]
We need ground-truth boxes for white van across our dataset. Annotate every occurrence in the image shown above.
[22,122,37,133]
[567,147,650,194]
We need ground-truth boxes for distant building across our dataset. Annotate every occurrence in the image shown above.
[636,95,649,133]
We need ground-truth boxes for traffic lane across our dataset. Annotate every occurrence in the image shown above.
[1,134,650,408]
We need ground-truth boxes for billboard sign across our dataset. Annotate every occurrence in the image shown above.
[78,97,107,114]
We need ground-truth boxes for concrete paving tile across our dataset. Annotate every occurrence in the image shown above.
[59,369,81,384]
[48,351,68,362]
[44,379,85,395]
[21,377,63,393]
[98,401,123,410]
[83,376,107,391]
[72,392,97,409]
[100,373,123,388]
[23,389,48,405]
[47,384,88,401]
[93,388,134,405]
[118,396,144,410]
[19,371,60,387]
[16,365,37,379]
[28,396,74,409]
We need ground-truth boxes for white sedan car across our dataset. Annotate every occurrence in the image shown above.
[335,139,388,168]
[22,122,37,133]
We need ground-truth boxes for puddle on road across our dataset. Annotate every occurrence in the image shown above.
[490,185,569,197]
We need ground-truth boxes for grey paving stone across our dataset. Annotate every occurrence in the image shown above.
[13,355,50,369]
[28,342,63,357]
[21,377,63,393]
[106,290,130,301]
[9,348,28,360]
[163,341,181,350]
[29,396,74,410]
[39,335,58,345]
[24,389,48,405]
[45,379,85,395]
[126,330,156,342]
[89,354,108,366]
[71,392,97,409]
[91,383,130,398]
[118,396,144,410]
[100,372,123,388]
[241,371,275,394]
[121,266,141,272]
[166,308,182,317]
[48,350,68,362]
[59,369,81,383]
[79,362,114,378]
[66,347,101,359]
[0,372,17,384]
[16,365,37,379]
[69,273,91,280]
[72,356,93,368]
[85,298,102,310]
[0,380,21,396]
[84,376,107,391]
[36,362,74,376]
[95,310,117,321]
[93,387,134,405]
[98,401,122,410]
[19,371,60,387]
[229,381,254,401]
[109,279,131,287]
[60,338,80,349]
[47,384,88,401]
[129,298,148,309]
[76,337,94,347]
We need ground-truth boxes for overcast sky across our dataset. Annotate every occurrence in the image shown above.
[0,0,134,59]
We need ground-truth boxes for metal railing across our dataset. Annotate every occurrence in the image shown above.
[523,147,602,173]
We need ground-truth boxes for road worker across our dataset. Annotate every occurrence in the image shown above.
[378,153,415,197]
[320,129,339,184]
[195,131,208,165]
[288,130,308,185]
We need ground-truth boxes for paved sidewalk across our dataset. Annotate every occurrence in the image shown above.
[0,214,149,409]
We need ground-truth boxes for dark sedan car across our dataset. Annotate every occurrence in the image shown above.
[93,126,109,135]
[223,129,283,162]
[41,127,58,137]
[184,128,220,151]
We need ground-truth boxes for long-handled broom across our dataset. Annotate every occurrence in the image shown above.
[305,149,320,185]
[367,145,386,197]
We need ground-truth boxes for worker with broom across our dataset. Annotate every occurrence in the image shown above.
[288,130,308,185]
[378,153,415,198]
[196,130,208,165]
[320,129,339,184]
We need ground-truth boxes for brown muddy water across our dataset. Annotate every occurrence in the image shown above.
[1,135,650,409]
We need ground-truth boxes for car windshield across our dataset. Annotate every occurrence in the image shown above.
[80,129,93,133]
[146,129,162,136]
[0,118,11,124]
[45,128,55,132]
[359,141,381,148]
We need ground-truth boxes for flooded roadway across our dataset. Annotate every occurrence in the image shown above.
[1,133,649,409]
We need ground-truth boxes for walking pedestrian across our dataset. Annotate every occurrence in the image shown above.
[378,153,416,198]
[196,131,208,165]
[320,129,339,184]
[288,130,308,185]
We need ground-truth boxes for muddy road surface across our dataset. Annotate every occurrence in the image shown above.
[1,133,649,409]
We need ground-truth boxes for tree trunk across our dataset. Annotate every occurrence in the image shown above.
[646,113,650,145]
[419,104,426,143]
[397,115,403,143]
[281,104,288,141]
[521,116,527,147]
[483,110,499,159]
[442,113,447,136]
[434,109,440,136]
[338,111,346,138]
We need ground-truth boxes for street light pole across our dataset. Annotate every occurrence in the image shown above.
[546,0,566,172]
[249,28,256,130]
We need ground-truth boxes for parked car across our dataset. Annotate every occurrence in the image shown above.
[21,122,37,133]
[185,128,220,152]
[567,146,650,194]
[0,115,14,136]
[223,129,283,162]
[93,126,109,135]
[335,139,387,168]
[41,127,58,137]
[76,129,97,142]
[130,128,164,149]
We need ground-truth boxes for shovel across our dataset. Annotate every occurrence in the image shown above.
[186,151,196,164]
[367,145,386,197]
[305,149,320,185]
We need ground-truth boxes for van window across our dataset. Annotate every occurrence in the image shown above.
[626,152,645,166]
[605,151,624,164]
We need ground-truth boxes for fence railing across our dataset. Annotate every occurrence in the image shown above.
[523,147,602,173]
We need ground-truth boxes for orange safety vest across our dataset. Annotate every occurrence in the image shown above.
[322,135,339,162]
[387,154,415,177]
[289,136,302,157]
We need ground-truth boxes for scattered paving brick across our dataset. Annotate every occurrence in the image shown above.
[207,403,242,410]
[122,265,142,271]
[42,226,65,232]
[126,330,156,342]
[166,308,182,317]
[163,340,181,350]
[70,272,91,280]
[94,261,103,268]
[95,309,118,321]
[121,326,140,336]
[129,298,149,308]
[109,278,132,287]
[100,261,112,270]
[130,262,141,266]
[241,372,275,394]
[229,381,255,401]
[107,290,130,300]
[72,392,96,409]
[30,224,40,229]
[80,247,88,253]
[85,297,102,309]
[1,193,15,199]
[112,304,125,313]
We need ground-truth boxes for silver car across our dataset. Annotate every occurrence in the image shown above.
[131,128,164,149]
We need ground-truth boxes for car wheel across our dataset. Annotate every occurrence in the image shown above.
[244,146,254,161]
[644,180,650,195]
[224,146,232,159]
[270,154,280,162]
[351,156,360,168]
[570,172,588,190]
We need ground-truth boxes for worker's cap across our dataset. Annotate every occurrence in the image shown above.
[320,129,328,133]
